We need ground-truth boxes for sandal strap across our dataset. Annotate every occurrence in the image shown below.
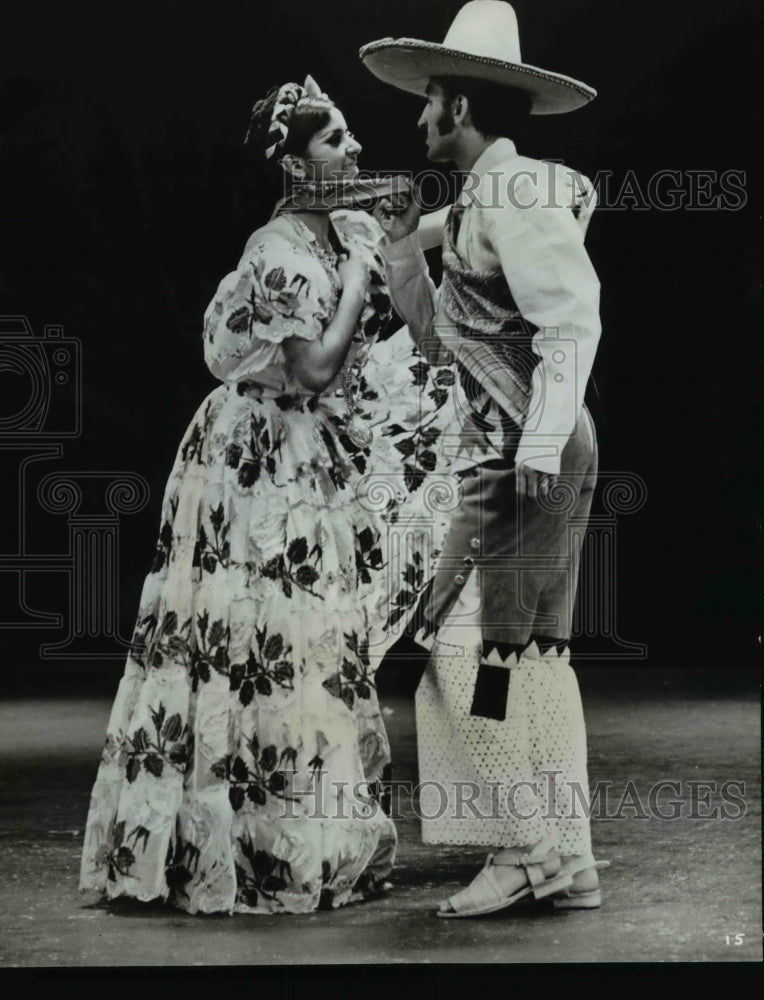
[524,863,548,889]
[492,836,560,870]
[560,853,611,878]
[447,859,506,914]
[491,838,562,890]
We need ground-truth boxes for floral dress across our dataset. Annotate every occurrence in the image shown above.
[79,210,457,914]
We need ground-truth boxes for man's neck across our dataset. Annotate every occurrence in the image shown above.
[452,132,500,173]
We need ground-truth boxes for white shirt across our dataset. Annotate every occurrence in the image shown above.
[381,138,601,475]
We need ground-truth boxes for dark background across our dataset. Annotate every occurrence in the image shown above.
[0,0,761,690]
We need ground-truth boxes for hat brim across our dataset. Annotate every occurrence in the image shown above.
[359,38,596,115]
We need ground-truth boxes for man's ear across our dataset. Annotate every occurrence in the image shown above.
[452,94,469,126]
[279,154,307,180]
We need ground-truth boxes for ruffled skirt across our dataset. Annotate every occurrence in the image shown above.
[79,328,458,913]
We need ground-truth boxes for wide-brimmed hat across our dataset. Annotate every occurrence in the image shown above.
[359,0,596,115]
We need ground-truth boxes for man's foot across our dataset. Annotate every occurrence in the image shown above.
[552,852,609,909]
[436,838,573,918]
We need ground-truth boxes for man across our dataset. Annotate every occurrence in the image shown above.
[361,1,607,917]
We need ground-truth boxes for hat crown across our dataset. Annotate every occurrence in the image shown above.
[358,0,597,115]
[442,1,522,63]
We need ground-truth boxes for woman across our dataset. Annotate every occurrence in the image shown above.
[79,77,455,915]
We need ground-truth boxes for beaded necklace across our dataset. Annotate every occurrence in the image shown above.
[285,213,373,449]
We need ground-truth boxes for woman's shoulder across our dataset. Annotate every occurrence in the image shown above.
[240,219,305,261]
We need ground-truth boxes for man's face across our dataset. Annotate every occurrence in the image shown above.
[417,81,458,162]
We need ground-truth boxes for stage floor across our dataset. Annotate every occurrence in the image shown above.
[0,668,760,966]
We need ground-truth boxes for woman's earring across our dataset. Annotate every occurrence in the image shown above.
[280,156,306,181]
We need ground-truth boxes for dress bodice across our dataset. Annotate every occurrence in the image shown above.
[202,210,391,399]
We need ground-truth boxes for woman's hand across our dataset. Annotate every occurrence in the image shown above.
[337,248,371,296]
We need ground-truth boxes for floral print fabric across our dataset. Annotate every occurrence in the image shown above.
[79,210,457,914]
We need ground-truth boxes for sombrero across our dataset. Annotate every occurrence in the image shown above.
[359,0,596,115]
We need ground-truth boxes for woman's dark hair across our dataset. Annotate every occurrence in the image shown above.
[244,85,334,188]
[432,76,532,137]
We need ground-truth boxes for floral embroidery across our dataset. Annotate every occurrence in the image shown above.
[354,525,384,585]
[382,363,454,491]
[125,702,192,781]
[165,821,202,902]
[227,732,299,810]
[322,631,376,710]
[150,496,178,574]
[386,549,429,632]
[226,257,313,336]
[180,400,213,465]
[260,535,322,599]
[230,625,295,701]
[102,820,151,882]
[224,412,283,487]
[235,838,292,908]
[79,211,458,914]
[189,612,230,690]
[192,503,231,575]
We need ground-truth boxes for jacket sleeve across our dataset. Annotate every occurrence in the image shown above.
[485,171,601,475]
[378,233,451,364]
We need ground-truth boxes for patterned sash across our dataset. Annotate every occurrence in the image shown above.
[440,206,539,427]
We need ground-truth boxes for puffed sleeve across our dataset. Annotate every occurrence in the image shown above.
[203,234,330,382]
[330,208,385,255]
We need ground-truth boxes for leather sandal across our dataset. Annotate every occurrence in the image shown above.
[552,853,610,910]
[436,837,574,919]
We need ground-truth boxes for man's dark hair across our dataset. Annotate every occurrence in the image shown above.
[432,76,532,137]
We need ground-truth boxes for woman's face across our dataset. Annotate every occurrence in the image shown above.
[301,106,362,182]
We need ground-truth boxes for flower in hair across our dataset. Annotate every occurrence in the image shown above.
[262,75,330,160]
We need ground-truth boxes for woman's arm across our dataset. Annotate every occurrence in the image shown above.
[282,251,370,393]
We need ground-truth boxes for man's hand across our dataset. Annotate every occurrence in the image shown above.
[516,463,557,500]
[372,182,421,243]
